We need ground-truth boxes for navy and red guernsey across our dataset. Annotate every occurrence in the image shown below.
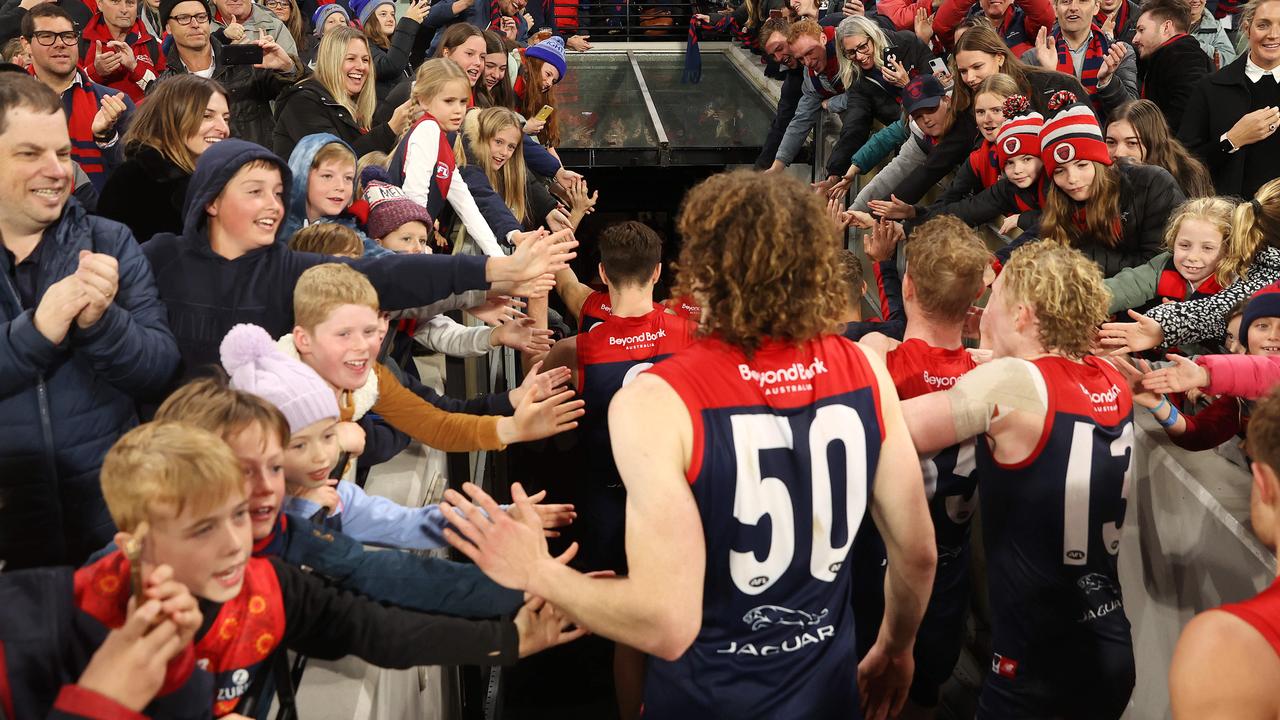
[976,356,1136,720]
[573,304,695,572]
[577,290,615,332]
[642,334,885,719]
[884,339,978,703]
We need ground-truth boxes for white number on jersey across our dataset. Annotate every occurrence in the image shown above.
[1062,421,1133,566]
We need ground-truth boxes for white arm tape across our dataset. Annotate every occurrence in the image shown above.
[948,357,1048,439]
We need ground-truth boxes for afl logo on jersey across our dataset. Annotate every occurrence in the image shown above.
[435,162,450,180]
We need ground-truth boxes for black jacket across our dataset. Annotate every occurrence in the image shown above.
[96,144,188,244]
[886,68,1087,205]
[1040,161,1186,278]
[0,0,90,43]
[157,38,304,149]
[757,68,804,169]
[1137,33,1211,134]
[273,77,400,161]
[1178,53,1272,198]
[370,16,420,102]
[827,30,937,178]
[141,139,492,378]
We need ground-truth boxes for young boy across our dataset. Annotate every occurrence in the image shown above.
[88,421,583,717]
[153,377,526,620]
[141,138,574,379]
[283,263,584,455]
[219,322,575,548]
[281,134,364,241]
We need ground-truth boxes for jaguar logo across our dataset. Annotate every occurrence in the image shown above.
[742,605,830,631]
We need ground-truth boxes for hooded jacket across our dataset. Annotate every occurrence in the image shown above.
[0,198,179,570]
[141,139,492,379]
[158,36,304,149]
[281,132,371,241]
[272,77,400,163]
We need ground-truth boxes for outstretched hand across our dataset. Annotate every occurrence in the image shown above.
[440,481,551,591]
[1098,309,1165,355]
[1142,353,1210,395]
[511,488,576,536]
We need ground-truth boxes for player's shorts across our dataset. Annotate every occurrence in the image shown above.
[977,629,1134,719]
[908,542,971,707]
[572,482,628,575]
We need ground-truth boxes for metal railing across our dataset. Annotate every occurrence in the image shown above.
[555,0,738,42]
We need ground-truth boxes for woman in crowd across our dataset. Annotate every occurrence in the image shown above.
[1038,92,1185,278]
[1105,100,1215,199]
[463,106,582,232]
[1101,180,1280,354]
[436,22,487,91]
[475,30,516,109]
[513,35,567,150]
[273,26,415,161]
[355,0,430,101]
[265,0,312,65]
[98,75,229,243]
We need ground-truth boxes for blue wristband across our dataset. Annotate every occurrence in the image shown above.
[1157,403,1180,428]
[1147,396,1169,416]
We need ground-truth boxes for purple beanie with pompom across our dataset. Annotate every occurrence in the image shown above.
[220,323,340,434]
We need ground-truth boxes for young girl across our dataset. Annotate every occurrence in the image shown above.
[356,0,429,101]
[1105,100,1214,199]
[1038,91,1186,278]
[389,59,509,257]
[464,105,565,231]
[513,35,566,149]
[1105,197,1246,314]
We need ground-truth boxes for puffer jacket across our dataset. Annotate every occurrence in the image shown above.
[0,199,179,571]
[157,37,304,148]
[272,77,400,163]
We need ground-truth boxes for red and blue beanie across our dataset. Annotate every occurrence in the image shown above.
[1242,281,1280,351]
[995,95,1044,167]
[1038,91,1111,176]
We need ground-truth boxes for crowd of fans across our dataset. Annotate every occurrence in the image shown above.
[1,0,1280,714]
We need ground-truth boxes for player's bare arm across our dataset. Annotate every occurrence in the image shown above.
[1169,609,1280,720]
[901,357,1048,458]
[554,264,594,323]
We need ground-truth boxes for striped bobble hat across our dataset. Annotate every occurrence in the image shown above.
[1038,90,1111,177]
[995,95,1044,167]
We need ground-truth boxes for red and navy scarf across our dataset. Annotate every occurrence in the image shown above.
[1095,1,1132,33]
[31,68,110,186]
[1156,258,1225,302]
[806,27,845,99]
[968,138,1001,188]
[1053,26,1112,95]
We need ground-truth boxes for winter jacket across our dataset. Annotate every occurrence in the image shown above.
[826,30,936,178]
[885,67,1086,204]
[850,118,908,173]
[157,37,304,149]
[1145,246,1280,346]
[78,13,163,102]
[917,176,1042,231]
[1038,161,1184,278]
[140,139,493,378]
[40,68,135,191]
[370,16,419,101]
[1178,53,1280,199]
[1138,33,1212,133]
[756,68,804,169]
[281,132,373,240]
[272,76,399,162]
[934,0,1054,53]
[876,0,933,30]
[0,566,214,720]
[0,0,92,44]
[96,143,189,243]
[0,199,179,570]
[1018,27,1137,121]
[852,123,930,211]
[1096,0,1138,42]
[1198,352,1280,398]
[211,1,297,58]
[1105,250,1168,313]
[1191,11,1236,67]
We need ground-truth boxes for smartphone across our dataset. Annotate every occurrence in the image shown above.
[882,49,897,69]
[533,104,555,122]
[221,43,264,65]
[929,57,947,75]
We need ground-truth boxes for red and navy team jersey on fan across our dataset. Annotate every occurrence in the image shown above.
[886,339,979,555]
[976,356,1135,718]
[577,305,696,487]
[643,334,885,719]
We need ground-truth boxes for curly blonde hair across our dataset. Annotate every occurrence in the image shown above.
[1163,197,1243,286]
[905,216,991,323]
[1000,242,1110,357]
[674,170,845,355]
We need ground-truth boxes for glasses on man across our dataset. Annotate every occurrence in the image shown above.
[842,38,872,60]
[28,30,79,46]
[170,11,210,24]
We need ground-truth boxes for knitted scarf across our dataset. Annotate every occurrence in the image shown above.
[1053,26,1112,95]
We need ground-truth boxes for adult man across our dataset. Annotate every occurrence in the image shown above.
[1178,0,1280,198]
[78,0,163,102]
[440,170,938,719]
[22,3,133,190]
[756,17,806,170]
[1131,0,1212,128]
[155,0,300,147]
[901,242,1135,719]
[208,0,296,57]
[935,0,1056,53]
[1023,0,1137,118]
[860,216,989,715]
[1168,385,1280,719]
[1096,0,1139,39]
[766,18,847,173]
[1189,0,1236,64]
[0,73,178,570]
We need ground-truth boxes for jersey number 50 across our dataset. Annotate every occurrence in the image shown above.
[728,405,869,596]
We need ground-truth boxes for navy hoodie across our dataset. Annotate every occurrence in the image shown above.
[142,139,492,379]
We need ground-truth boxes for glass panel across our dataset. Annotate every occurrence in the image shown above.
[635,53,775,149]
[557,54,659,149]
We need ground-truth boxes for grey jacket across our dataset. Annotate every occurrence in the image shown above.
[852,123,928,212]
[1191,12,1236,67]
[213,2,298,58]
[1019,34,1137,120]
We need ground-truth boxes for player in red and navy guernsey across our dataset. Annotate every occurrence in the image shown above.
[439,171,938,720]
[1170,386,1280,719]
[902,242,1136,719]
[542,221,696,573]
[860,216,991,713]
